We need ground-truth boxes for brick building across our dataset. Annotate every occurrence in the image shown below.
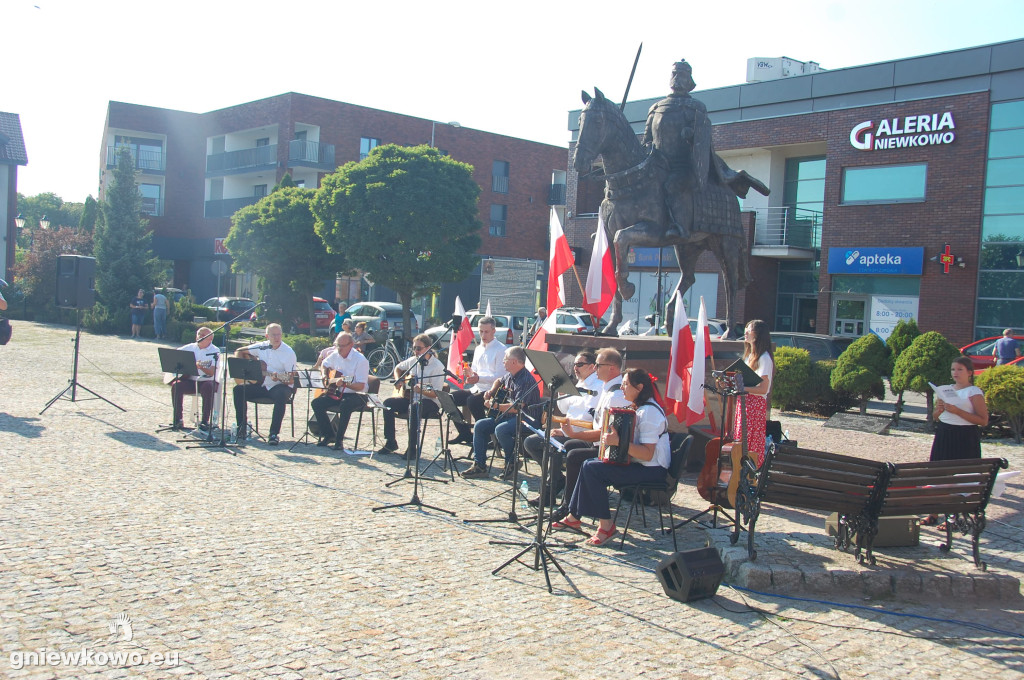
[565,39,1024,346]
[1,112,28,282]
[99,93,566,311]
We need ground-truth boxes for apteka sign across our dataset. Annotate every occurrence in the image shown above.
[850,112,955,151]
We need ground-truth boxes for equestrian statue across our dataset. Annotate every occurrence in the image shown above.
[572,59,769,337]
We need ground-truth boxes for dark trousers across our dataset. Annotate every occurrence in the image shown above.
[451,390,487,437]
[312,392,363,445]
[560,446,600,509]
[382,397,440,450]
[523,435,589,492]
[173,379,218,424]
[568,459,667,521]
[234,383,291,436]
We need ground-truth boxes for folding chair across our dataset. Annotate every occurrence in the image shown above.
[612,435,693,551]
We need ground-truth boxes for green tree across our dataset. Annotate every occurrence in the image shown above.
[831,334,889,414]
[886,319,921,422]
[92,147,159,326]
[975,365,1024,443]
[312,144,481,339]
[225,187,347,334]
[79,195,100,232]
[9,227,93,321]
[890,331,962,423]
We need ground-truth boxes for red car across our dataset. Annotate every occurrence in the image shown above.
[294,297,335,335]
[960,335,1024,370]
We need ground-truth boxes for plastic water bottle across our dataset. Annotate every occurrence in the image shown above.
[518,480,529,510]
[434,437,442,456]
[230,424,237,442]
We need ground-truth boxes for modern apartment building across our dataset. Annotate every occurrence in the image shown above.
[99,93,566,307]
[565,39,1024,345]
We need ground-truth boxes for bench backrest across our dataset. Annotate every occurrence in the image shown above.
[759,444,889,517]
[880,458,1008,517]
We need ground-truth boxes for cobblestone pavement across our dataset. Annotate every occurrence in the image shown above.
[1,322,1022,679]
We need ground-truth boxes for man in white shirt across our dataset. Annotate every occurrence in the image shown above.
[171,327,220,430]
[312,332,370,451]
[450,317,507,444]
[232,323,297,446]
[378,334,445,458]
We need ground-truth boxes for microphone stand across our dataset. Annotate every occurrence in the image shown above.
[188,303,264,454]
[373,319,458,516]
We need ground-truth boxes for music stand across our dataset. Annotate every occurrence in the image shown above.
[157,348,200,432]
[420,390,463,480]
[227,357,267,442]
[289,369,324,451]
[490,348,579,593]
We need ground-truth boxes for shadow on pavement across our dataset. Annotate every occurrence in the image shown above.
[0,412,45,438]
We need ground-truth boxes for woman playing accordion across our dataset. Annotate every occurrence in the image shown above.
[552,368,671,546]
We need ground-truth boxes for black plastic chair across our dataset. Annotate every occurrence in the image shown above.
[252,380,297,438]
[612,434,693,551]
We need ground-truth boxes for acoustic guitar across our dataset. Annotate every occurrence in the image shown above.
[234,358,294,386]
[321,368,353,399]
[696,374,755,508]
[485,386,510,419]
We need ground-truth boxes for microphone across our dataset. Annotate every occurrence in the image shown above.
[442,368,462,382]
[249,342,272,350]
[206,351,220,356]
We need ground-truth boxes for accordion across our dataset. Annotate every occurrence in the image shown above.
[599,407,635,465]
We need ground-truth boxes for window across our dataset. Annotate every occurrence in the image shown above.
[140,183,161,216]
[360,137,381,160]
[256,138,270,147]
[492,160,510,193]
[841,163,926,204]
[489,204,507,237]
[254,184,268,198]
[294,130,307,142]
[112,135,164,171]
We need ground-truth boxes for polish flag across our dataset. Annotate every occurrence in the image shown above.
[583,213,616,320]
[484,299,492,317]
[447,296,474,387]
[526,312,558,353]
[546,208,574,313]
[665,292,707,426]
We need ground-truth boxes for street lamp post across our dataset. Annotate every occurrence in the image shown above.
[430,121,461,148]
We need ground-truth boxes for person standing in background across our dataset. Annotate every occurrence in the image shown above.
[993,329,1021,365]
[152,288,169,340]
[129,289,147,338]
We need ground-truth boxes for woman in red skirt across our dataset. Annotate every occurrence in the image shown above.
[733,319,774,466]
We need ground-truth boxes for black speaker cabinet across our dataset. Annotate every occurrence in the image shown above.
[55,255,96,309]
[656,547,724,603]
[308,414,339,438]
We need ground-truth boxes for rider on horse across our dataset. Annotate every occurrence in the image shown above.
[643,59,769,239]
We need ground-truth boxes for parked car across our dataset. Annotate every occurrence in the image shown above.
[687,318,744,339]
[345,301,419,341]
[201,296,257,322]
[160,287,187,303]
[960,335,1024,370]
[977,354,1024,373]
[294,296,334,335]
[424,309,531,354]
[551,308,599,335]
[770,332,854,362]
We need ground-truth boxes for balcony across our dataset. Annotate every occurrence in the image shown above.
[205,196,259,219]
[141,197,163,217]
[288,140,336,170]
[548,183,566,205]
[492,175,509,193]
[206,144,277,176]
[106,146,165,172]
[751,207,821,260]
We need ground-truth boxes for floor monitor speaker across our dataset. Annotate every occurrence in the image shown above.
[655,547,724,603]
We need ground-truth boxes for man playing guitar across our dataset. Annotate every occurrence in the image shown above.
[462,346,540,480]
[232,323,297,446]
[449,317,508,445]
[170,327,220,431]
[311,332,369,450]
[378,334,444,458]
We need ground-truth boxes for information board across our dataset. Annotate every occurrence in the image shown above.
[869,295,919,341]
[479,259,540,317]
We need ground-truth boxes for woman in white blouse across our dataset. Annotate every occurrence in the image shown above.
[553,368,671,546]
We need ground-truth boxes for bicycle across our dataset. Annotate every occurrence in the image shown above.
[366,332,406,377]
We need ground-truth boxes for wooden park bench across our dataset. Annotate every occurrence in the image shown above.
[879,458,1008,570]
[228,326,266,348]
[733,443,1009,569]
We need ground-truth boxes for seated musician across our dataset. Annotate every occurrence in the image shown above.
[232,323,296,446]
[311,332,370,450]
[378,334,444,458]
[352,321,375,354]
[553,368,671,546]
[521,349,602,506]
[450,317,507,445]
[461,346,540,480]
[547,348,631,519]
[171,327,220,430]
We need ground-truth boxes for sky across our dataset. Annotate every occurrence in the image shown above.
[4,0,1023,203]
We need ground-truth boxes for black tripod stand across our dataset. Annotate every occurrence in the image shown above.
[41,309,125,414]
[373,334,455,516]
[463,406,536,528]
[289,370,323,451]
[491,349,579,593]
[419,390,464,481]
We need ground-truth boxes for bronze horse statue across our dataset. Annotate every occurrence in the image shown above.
[573,88,758,337]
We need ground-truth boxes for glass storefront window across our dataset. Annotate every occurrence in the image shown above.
[982,215,1024,240]
[979,271,1024,298]
[980,241,1024,269]
[986,157,1024,187]
[989,129,1024,159]
[991,100,1024,130]
[830,276,921,296]
[841,164,927,204]
[976,299,1024,327]
[984,186,1024,215]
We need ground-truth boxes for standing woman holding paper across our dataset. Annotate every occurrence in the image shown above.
[734,319,774,465]
[924,356,989,526]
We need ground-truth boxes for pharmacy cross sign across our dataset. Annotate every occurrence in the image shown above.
[939,243,954,274]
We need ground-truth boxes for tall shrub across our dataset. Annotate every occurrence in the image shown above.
[890,331,962,423]
[886,319,922,421]
[831,334,889,414]
[771,346,811,411]
[975,365,1024,443]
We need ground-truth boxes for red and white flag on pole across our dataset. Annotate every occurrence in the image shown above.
[546,208,574,313]
[526,312,558,353]
[583,212,616,320]
[665,292,709,426]
[447,296,474,387]
[484,299,492,317]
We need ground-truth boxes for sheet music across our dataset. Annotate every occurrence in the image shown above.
[295,370,324,389]
[928,382,967,408]
[522,423,566,452]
